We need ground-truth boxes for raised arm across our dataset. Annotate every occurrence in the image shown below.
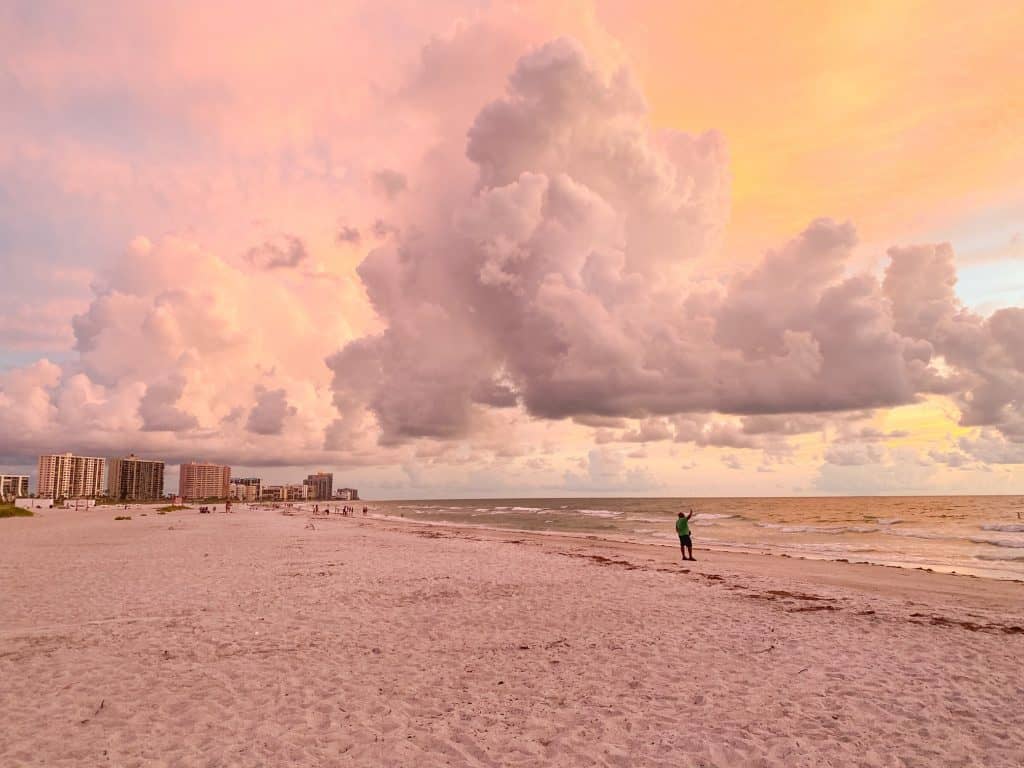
[687,508,695,520]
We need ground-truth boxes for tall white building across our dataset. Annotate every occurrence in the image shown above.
[1,475,29,502]
[37,454,106,499]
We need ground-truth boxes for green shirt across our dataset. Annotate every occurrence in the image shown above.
[676,516,690,536]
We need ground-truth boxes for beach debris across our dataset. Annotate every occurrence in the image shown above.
[80,699,105,724]
[787,604,840,613]
[909,613,1024,635]
[752,644,775,654]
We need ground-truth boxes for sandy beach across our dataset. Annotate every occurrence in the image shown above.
[2,505,1022,767]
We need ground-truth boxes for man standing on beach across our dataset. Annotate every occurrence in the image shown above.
[677,509,695,561]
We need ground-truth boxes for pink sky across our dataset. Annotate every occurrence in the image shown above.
[1,1,1022,497]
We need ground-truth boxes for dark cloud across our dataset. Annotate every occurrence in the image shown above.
[337,225,361,245]
[371,219,398,239]
[245,387,295,435]
[371,169,408,200]
[138,374,198,432]
[244,234,308,269]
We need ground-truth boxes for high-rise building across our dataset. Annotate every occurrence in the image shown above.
[230,477,262,502]
[304,472,333,500]
[37,454,106,499]
[335,487,359,500]
[1,475,29,502]
[179,461,231,500]
[107,454,165,501]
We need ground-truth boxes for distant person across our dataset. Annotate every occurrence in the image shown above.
[676,509,695,561]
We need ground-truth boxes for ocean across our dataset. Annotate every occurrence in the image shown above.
[369,496,1024,581]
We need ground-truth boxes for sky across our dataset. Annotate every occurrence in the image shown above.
[1,0,1023,498]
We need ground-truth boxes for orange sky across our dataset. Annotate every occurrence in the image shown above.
[596,0,1024,257]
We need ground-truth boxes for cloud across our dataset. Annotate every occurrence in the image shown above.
[814,448,937,494]
[326,38,1024,460]
[246,387,295,435]
[371,169,408,200]
[0,235,367,467]
[720,454,743,470]
[959,431,1024,464]
[139,374,198,432]
[562,447,659,492]
[884,245,1024,440]
[337,225,361,245]
[244,234,308,269]
[824,443,886,466]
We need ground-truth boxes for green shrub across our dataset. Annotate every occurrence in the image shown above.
[0,504,34,518]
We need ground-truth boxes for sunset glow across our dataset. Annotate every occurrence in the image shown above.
[2,1,1022,496]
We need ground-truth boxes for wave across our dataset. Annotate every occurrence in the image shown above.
[755,522,878,534]
[777,542,881,554]
[875,518,901,526]
[974,552,1024,562]
[511,506,544,511]
[880,529,956,541]
[970,536,1024,549]
[981,523,1024,533]
[694,513,736,521]
[577,509,621,518]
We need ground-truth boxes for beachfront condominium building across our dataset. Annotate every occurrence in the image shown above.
[107,454,165,501]
[230,477,262,502]
[260,483,309,502]
[179,461,231,500]
[37,454,106,499]
[336,487,359,500]
[260,485,285,502]
[1,475,30,502]
[284,483,310,500]
[304,472,333,500]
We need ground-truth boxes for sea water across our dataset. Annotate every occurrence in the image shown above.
[371,496,1024,581]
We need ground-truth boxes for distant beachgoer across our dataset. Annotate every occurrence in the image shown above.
[677,509,695,561]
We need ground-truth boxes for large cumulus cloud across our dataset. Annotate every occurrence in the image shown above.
[0,236,365,466]
[328,39,1022,454]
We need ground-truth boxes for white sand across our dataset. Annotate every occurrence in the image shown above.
[2,504,1022,767]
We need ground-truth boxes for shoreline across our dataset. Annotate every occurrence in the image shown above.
[351,512,1024,618]
[360,496,1024,583]
[359,510,1024,587]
